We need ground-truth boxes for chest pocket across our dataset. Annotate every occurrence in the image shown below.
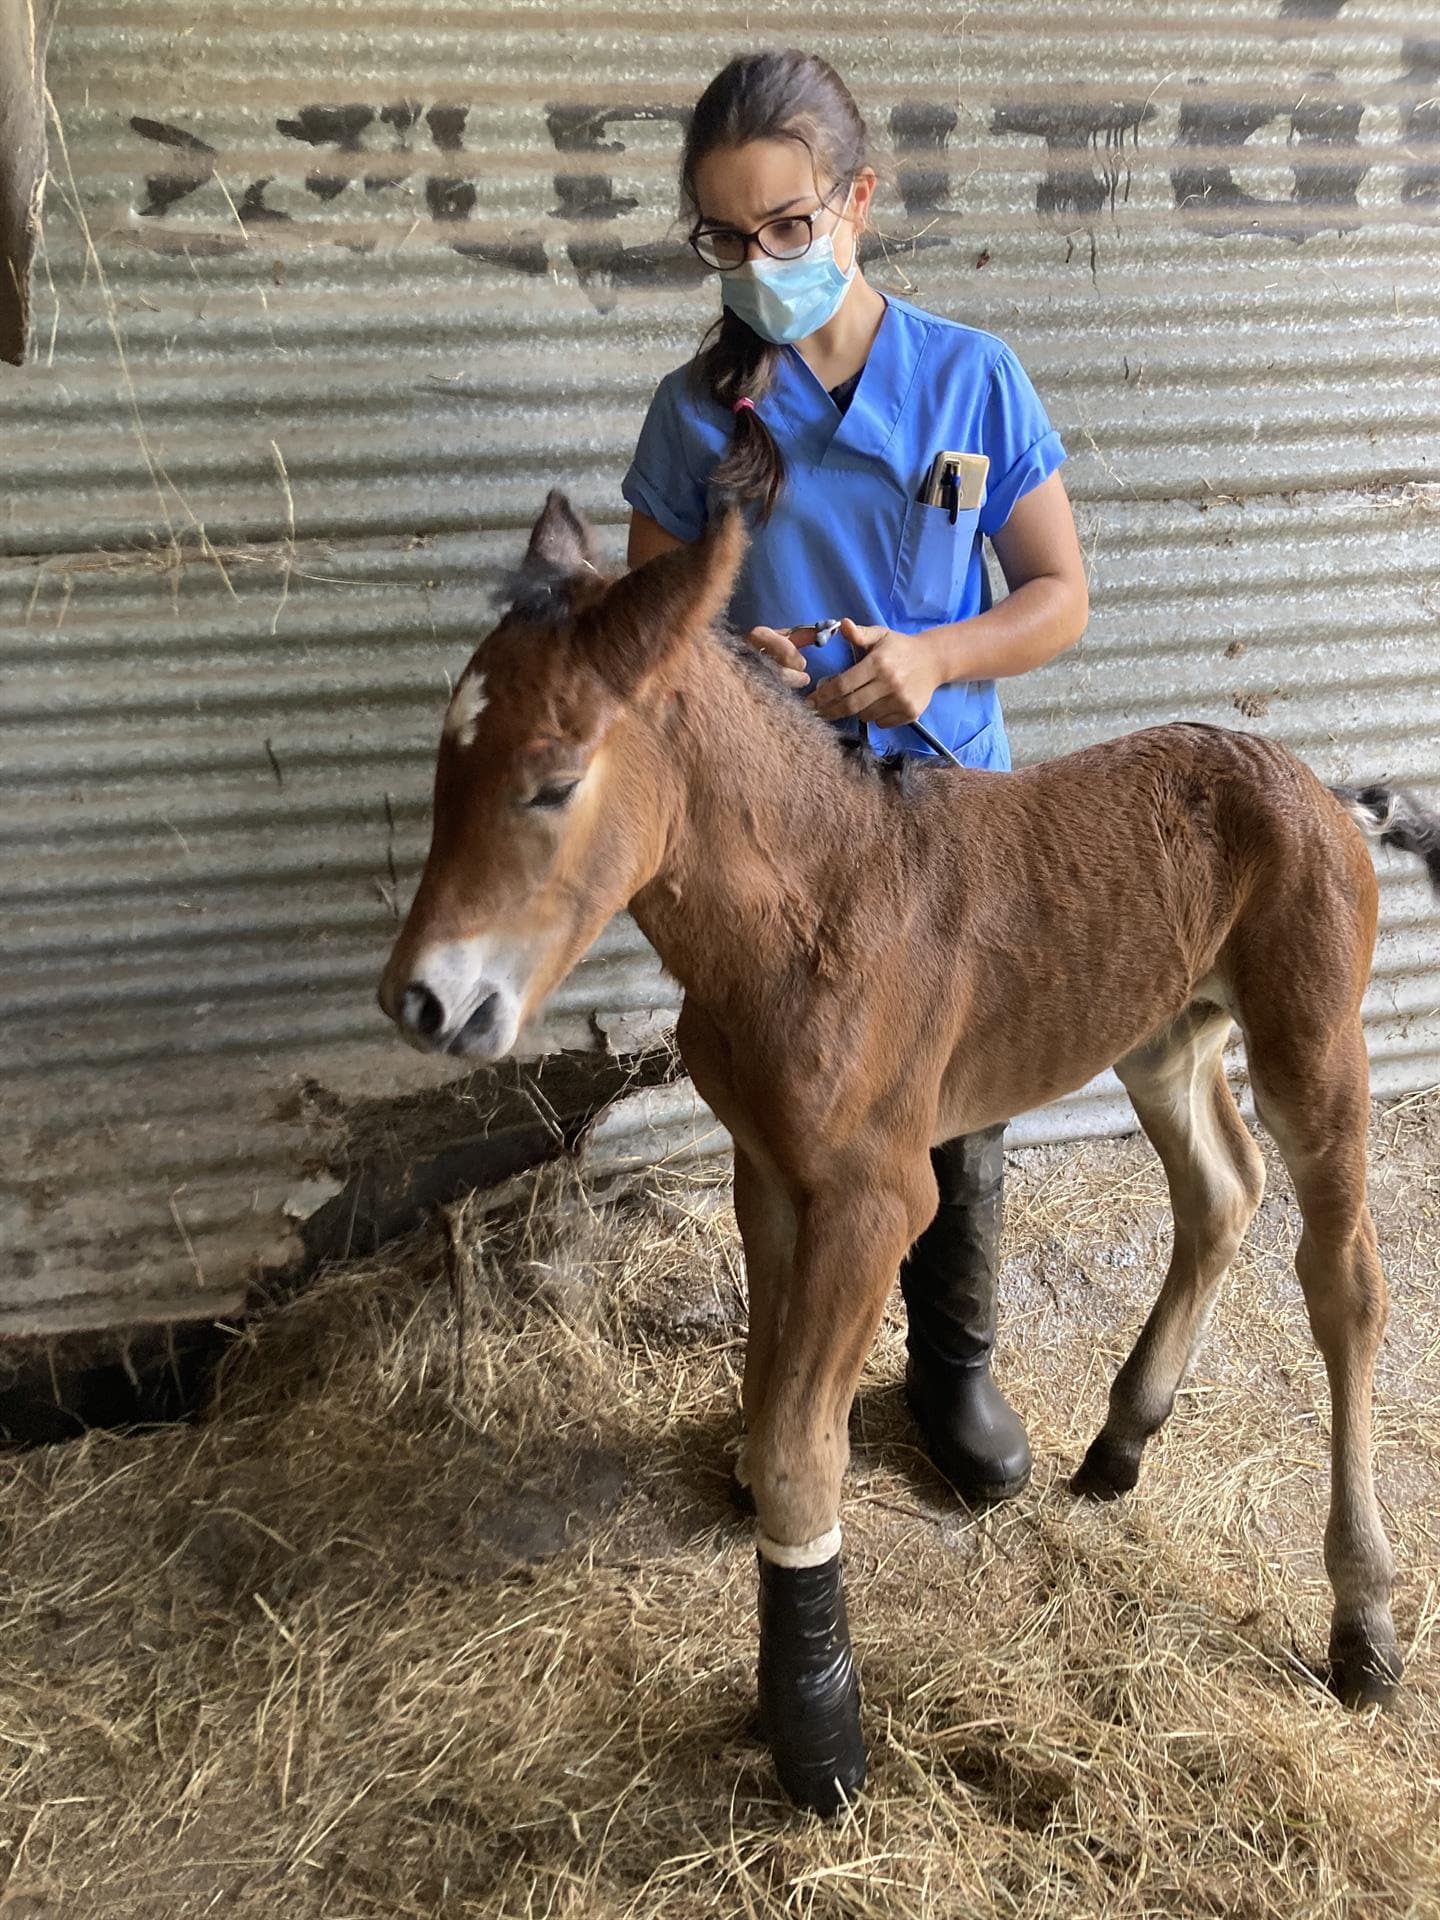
[891,497,981,626]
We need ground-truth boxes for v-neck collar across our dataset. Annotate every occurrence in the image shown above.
[769,296,928,467]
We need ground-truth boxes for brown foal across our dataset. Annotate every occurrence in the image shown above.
[380,492,1439,1815]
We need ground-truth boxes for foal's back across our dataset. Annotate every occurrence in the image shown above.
[919,723,1375,1136]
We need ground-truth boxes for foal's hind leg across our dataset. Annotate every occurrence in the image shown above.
[1247,1023,1400,1705]
[1074,1004,1265,1499]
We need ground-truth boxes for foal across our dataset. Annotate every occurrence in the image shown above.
[380,494,1439,1815]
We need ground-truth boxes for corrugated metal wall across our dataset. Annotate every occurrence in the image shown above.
[3,0,1437,1335]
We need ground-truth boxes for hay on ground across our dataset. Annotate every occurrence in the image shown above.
[1,1096,1437,1919]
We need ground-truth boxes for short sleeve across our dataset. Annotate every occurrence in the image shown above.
[621,370,710,544]
[977,345,1067,538]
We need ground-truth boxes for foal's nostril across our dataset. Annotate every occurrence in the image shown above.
[400,982,446,1040]
[462,991,501,1039]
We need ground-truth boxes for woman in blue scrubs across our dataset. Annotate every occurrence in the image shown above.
[623,49,1089,1510]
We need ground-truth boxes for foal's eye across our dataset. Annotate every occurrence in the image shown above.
[527,779,580,811]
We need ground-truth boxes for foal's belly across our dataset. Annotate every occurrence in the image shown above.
[932,968,1221,1141]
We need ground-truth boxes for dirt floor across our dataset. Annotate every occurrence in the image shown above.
[1,1093,1437,1919]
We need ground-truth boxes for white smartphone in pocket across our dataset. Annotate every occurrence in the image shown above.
[919,451,989,510]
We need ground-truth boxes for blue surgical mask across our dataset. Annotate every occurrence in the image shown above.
[719,203,858,345]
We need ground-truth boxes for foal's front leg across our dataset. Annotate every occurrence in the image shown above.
[746,1162,935,1814]
[730,1146,798,1506]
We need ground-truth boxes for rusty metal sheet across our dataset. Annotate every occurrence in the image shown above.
[2,0,1437,1336]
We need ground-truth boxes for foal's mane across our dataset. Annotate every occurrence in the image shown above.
[703,622,942,805]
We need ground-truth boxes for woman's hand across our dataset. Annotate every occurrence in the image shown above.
[743,625,811,689]
[806,619,941,727]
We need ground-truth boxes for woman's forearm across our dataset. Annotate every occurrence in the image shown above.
[927,571,1088,685]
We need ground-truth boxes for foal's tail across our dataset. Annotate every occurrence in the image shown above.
[1331,784,1440,897]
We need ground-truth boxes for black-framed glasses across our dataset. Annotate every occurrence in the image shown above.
[688,195,848,272]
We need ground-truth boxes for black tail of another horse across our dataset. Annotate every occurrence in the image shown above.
[1332,785,1440,898]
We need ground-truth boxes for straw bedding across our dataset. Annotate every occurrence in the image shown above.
[1,1094,1437,1918]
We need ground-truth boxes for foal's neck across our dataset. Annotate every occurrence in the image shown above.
[627,637,904,1011]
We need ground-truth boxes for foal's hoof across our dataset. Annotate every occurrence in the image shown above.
[1070,1434,1141,1502]
[776,1736,866,1818]
[1327,1624,1403,1709]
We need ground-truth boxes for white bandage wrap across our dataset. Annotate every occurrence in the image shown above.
[755,1524,842,1569]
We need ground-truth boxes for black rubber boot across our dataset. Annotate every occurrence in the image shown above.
[899,1124,1032,1506]
[757,1549,866,1815]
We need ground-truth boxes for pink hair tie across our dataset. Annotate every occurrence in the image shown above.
[732,396,755,415]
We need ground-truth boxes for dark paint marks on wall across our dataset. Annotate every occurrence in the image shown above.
[889,101,960,219]
[1171,84,1367,243]
[275,103,379,203]
[129,115,218,218]
[545,102,704,311]
[116,5,1434,315]
[7,0,1433,358]
[990,99,1157,222]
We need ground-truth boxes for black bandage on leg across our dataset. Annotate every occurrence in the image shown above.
[756,1539,865,1815]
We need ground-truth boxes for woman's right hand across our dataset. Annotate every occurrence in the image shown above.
[744,626,811,689]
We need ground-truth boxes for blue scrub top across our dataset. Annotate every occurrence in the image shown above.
[621,295,1066,769]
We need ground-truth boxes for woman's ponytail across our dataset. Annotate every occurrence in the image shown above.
[692,309,784,517]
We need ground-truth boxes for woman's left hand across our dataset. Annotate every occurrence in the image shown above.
[806,619,941,728]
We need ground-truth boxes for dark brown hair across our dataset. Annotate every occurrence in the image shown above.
[681,51,868,518]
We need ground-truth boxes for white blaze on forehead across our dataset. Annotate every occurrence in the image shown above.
[445,669,489,748]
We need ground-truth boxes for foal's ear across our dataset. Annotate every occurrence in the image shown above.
[502,491,602,618]
[585,509,747,698]
[525,490,601,576]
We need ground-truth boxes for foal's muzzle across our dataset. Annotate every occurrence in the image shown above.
[379,932,530,1062]
[396,981,504,1055]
